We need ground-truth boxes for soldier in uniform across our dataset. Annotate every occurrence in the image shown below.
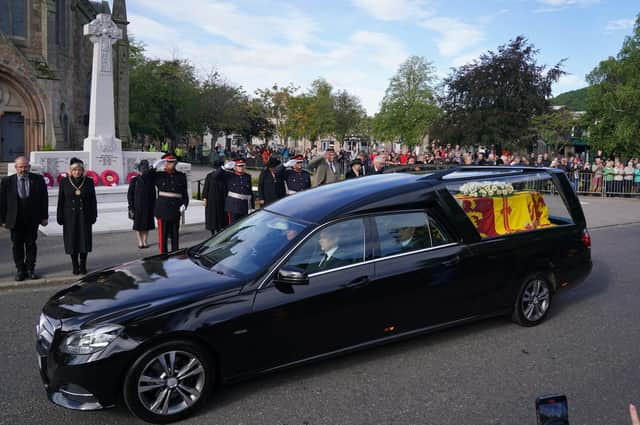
[145,154,189,254]
[284,155,311,195]
[211,158,254,224]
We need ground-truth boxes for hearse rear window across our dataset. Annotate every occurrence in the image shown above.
[445,172,574,239]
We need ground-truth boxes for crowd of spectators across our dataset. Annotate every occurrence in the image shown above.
[175,139,640,196]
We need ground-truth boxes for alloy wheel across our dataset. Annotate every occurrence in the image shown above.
[137,350,206,416]
[521,279,550,322]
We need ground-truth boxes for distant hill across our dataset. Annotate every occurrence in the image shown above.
[551,87,589,111]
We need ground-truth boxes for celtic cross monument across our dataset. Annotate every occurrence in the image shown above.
[82,14,124,181]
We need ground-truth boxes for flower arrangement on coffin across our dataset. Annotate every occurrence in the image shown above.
[459,181,515,197]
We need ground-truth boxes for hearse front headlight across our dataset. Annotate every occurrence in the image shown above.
[60,324,124,355]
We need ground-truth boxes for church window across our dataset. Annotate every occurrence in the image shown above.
[0,0,28,39]
[55,0,66,46]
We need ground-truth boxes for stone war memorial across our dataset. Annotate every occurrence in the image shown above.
[21,14,201,235]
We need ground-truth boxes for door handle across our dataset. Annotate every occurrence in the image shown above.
[442,256,460,267]
[342,276,370,289]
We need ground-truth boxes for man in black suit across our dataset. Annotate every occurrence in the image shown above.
[317,226,349,270]
[0,157,49,281]
[396,226,423,252]
[368,155,386,175]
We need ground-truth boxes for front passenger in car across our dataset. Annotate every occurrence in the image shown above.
[316,227,349,270]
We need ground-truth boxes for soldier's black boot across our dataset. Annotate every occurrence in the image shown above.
[79,253,88,275]
[71,254,80,275]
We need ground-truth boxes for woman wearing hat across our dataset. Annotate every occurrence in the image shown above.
[56,157,97,275]
[127,160,155,248]
[258,156,286,207]
[345,158,363,179]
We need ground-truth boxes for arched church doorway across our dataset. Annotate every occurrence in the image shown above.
[0,111,25,161]
[0,66,46,161]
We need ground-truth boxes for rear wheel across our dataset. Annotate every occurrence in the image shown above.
[123,340,213,423]
[512,273,553,326]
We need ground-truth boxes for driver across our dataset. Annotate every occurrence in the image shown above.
[396,226,420,251]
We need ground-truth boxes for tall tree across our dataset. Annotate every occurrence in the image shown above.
[309,79,336,141]
[528,108,578,150]
[199,72,248,137]
[238,98,274,143]
[585,14,640,157]
[129,54,201,146]
[334,90,366,143]
[255,83,298,145]
[373,56,440,145]
[434,36,564,150]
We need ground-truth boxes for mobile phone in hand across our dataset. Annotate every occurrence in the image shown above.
[536,394,569,425]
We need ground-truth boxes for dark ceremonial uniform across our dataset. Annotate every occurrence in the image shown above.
[212,167,254,224]
[144,168,189,254]
[284,169,311,195]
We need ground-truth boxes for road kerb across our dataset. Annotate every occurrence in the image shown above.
[0,276,76,291]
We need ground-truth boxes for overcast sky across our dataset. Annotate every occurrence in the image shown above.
[117,0,639,114]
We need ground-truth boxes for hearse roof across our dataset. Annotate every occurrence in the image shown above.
[265,166,562,224]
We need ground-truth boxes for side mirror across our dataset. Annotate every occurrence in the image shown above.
[276,266,309,285]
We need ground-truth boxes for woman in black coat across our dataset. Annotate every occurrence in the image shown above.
[57,158,97,275]
[202,162,227,236]
[257,157,286,206]
[127,160,155,248]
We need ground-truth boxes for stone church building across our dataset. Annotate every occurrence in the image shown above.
[0,0,130,166]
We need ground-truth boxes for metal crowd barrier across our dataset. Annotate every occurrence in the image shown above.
[526,172,640,198]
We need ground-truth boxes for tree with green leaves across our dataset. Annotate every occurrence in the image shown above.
[585,14,640,157]
[199,72,249,137]
[434,36,564,151]
[129,45,201,149]
[238,98,274,143]
[334,89,366,143]
[305,79,336,141]
[255,83,298,145]
[528,108,578,150]
[373,56,440,146]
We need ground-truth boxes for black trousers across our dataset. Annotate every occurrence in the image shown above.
[157,218,180,254]
[11,222,39,271]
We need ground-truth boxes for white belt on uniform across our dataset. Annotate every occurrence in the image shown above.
[158,191,182,198]
[228,191,252,211]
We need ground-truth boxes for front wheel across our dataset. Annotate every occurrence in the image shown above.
[512,274,553,327]
[123,340,213,423]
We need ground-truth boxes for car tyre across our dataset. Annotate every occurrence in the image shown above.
[512,273,553,327]
[123,340,214,424]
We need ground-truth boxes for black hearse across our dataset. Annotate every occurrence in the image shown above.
[36,167,592,423]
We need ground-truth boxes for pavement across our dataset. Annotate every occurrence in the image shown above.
[0,189,638,290]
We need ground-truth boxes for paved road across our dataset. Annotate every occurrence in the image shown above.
[0,223,639,425]
[0,194,637,286]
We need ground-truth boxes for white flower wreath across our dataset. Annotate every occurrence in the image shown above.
[459,181,515,197]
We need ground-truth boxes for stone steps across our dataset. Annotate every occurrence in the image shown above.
[0,162,8,177]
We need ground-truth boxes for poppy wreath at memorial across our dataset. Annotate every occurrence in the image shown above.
[42,172,54,187]
[57,172,68,185]
[100,170,119,186]
[126,171,139,184]
[85,170,100,186]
